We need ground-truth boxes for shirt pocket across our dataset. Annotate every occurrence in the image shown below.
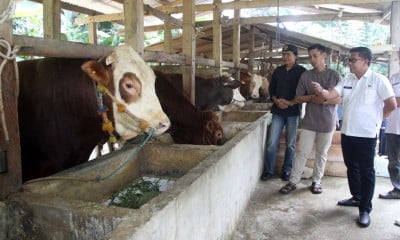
[393,82,400,95]
[342,88,352,103]
[363,88,378,104]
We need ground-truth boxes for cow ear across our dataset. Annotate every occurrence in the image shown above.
[81,60,111,86]
[105,52,116,65]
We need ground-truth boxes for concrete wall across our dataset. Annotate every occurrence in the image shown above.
[4,110,272,240]
[107,112,270,239]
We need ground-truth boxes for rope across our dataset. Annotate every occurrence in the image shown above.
[0,39,20,143]
[23,128,155,185]
[96,82,148,132]
[0,0,15,25]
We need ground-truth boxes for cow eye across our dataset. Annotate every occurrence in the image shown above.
[126,83,134,88]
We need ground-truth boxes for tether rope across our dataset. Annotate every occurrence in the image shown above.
[0,39,20,143]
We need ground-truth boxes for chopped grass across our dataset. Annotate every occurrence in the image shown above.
[108,176,174,209]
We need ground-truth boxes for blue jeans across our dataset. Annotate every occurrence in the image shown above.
[263,114,299,175]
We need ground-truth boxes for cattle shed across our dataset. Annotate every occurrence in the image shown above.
[1,0,400,239]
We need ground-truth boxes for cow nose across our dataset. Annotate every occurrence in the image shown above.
[154,120,170,136]
[215,130,223,140]
[159,121,170,130]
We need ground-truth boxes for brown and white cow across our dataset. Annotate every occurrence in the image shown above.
[18,46,170,181]
[238,71,269,100]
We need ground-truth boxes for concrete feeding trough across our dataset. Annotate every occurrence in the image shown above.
[4,110,271,240]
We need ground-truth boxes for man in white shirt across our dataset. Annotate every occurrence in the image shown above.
[311,47,396,228]
[378,62,400,200]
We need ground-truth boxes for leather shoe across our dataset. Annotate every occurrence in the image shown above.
[281,171,290,181]
[357,211,370,228]
[260,172,272,181]
[378,189,400,199]
[337,197,360,207]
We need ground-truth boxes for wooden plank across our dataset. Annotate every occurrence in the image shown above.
[13,35,245,69]
[144,12,383,33]
[75,5,182,27]
[14,35,114,58]
[167,0,395,13]
[75,13,124,25]
[124,0,144,55]
[43,0,61,39]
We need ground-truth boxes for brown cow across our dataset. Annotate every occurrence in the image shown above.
[154,71,223,145]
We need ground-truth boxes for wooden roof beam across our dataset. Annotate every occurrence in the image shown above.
[143,12,383,32]
[165,0,395,14]
[75,4,182,27]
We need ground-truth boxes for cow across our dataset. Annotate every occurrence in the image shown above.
[237,71,269,101]
[156,72,245,112]
[154,71,223,145]
[18,46,170,182]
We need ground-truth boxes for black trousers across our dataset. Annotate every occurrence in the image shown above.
[341,134,377,213]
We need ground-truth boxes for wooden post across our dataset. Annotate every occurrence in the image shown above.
[390,1,400,77]
[0,0,22,199]
[182,1,195,104]
[164,22,172,53]
[213,0,222,75]
[43,0,61,39]
[232,6,241,79]
[124,0,144,55]
[248,26,255,72]
[88,22,98,44]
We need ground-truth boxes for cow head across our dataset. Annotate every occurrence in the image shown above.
[248,73,264,99]
[218,74,246,112]
[82,45,170,140]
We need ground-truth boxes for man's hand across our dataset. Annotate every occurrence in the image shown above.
[311,82,323,95]
[275,98,291,109]
[311,95,325,104]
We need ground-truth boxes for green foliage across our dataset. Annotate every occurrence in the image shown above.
[13,16,43,37]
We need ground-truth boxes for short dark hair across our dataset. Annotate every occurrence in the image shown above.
[350,47,372,66]
[308,44,331,55]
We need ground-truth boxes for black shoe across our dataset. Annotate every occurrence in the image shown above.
[357,211,370,228]
[260,172,272,181]
[378,189,400,199]
[281,171,290,181]
[337,197,360,207]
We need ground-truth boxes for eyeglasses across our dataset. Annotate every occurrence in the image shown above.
[348,58,364,63]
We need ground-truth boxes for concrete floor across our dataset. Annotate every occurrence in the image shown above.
[231,176,400,240]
